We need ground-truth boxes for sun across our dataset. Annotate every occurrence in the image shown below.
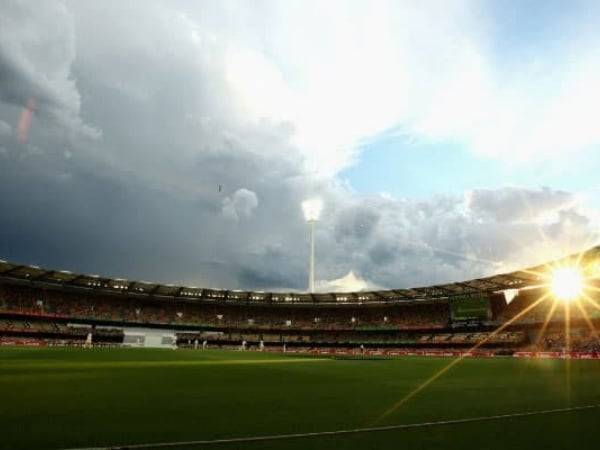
[550,266,583,302]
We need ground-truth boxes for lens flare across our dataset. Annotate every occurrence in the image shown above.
[17,97,35,144]
[550,267,583,302]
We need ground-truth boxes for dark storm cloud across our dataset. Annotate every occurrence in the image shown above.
[236,244,306,291]
[0,1,597,293]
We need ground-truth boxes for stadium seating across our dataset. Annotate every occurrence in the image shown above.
[0,284,450,332]
[2,257,600,353]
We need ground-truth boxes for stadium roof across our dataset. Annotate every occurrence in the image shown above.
[1,247,599,305]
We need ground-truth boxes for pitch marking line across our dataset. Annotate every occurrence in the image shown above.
[63,403,600,450]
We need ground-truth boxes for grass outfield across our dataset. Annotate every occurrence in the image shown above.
[2,348,600,449]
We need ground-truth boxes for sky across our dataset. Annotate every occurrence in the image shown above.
[1,0,599,292]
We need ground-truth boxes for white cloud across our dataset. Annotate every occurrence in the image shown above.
[315,185,598,289]
[209,1,486,176]
[316,271,376,293]
[466,187,574,223]
[434,54,600,163]
[197,0,600,168]
[222,188,258,221]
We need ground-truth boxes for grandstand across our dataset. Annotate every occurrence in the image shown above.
[2,246,600,354]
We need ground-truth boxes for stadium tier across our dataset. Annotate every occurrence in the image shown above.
[1,246,600,352]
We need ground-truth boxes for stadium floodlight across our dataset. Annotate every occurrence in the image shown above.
[302,198,322,222]
[550,266,583,302]
[302,198,323,293]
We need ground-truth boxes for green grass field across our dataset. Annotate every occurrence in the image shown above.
[2,347,600,450]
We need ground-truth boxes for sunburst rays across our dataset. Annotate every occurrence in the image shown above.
[372,247,600,425]
[372,293,550,425]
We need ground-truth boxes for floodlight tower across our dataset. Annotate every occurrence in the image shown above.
[302,198,323,293]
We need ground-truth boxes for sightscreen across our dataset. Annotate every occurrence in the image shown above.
[451,295,490,320]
